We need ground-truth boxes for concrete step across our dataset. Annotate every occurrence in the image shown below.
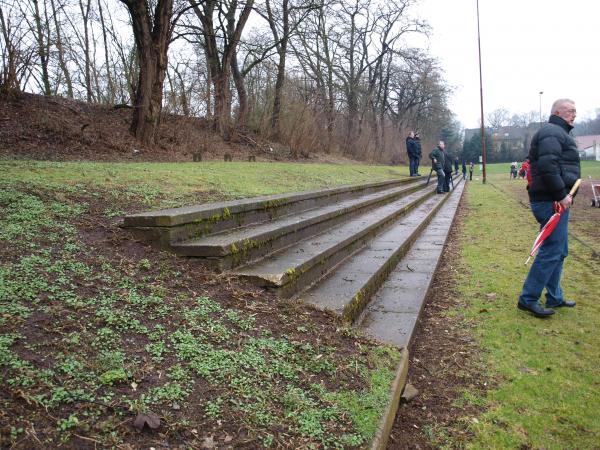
[232,185,437,297]
[297,180,461,323]
[121,178,412,246]
[356,179,465,348]
[170,179,427,269]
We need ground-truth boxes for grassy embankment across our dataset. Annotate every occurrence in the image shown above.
[435,161,600,449]
[0,160,409,448]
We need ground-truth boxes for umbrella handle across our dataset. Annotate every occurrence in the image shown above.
[569,179,582,196]
[555,179,583,213]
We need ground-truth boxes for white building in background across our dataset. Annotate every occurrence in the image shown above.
[575,135,600,161]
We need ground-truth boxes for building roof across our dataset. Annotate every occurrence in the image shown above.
[575,135,600,149]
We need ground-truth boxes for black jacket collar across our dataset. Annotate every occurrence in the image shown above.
[549,114,573,133]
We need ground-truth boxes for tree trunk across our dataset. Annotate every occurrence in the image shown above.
[231,50,248,128]
[191,0,254,140]
[267,0,289,138]
[212,71,232,140]
[0,7,19,94]
[97,0,114,103]
[32,0,51,95]
[120,0,173,145]
[204,57,212,119]
[50,0,73,98]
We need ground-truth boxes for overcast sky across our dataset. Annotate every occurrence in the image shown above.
[409,0,600,129]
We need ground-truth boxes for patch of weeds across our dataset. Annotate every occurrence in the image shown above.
[144,382,188,406]
[138,258,151,271]
[124,185,163,205]
[100,368,129,386]
[95,305,148,334]
[104,206,125,218]
[57,414,79,431]
[167,364,191,382]
[262,434,274,447]
[149,303,173,319]
[325,348,400,441]
[145,340,168,362]
[0,187,85,244]
[94,350,129,385]
[225,309,256,331]
[56,354,85,379]
[204,396,224,418]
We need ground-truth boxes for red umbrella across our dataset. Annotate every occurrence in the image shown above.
[525,179,581,264]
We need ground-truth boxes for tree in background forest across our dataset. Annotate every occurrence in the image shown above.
[119,0,175,145]
[462,131,492,165]
[574,109,600,136]
[0,0,457,162]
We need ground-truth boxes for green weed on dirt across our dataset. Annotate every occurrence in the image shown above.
[0,161,405,448]
[452,168,600,450]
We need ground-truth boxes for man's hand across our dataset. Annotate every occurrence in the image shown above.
[558,194,573,210]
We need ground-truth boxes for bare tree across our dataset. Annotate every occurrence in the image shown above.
[49,0,73,97]
[96,0,114,102]
[486,108,510,130]
[0,3,35,94]
[187,0,254,140]
[119,0,175,145]
[26,0,52,95]
[291,0,339,151]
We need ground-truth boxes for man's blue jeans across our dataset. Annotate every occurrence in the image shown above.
[519,201,570,307]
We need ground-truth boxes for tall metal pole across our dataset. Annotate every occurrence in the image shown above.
[476,0,486,183]
[539,91,543,127]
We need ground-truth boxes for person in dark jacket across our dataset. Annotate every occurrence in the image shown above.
[454,156,459,175]
[406,131,419,176]
[462,160,467,180]
[443,150,453,192]
[428,141,446,194]
[518,98,581,318]
[414,132,422,176]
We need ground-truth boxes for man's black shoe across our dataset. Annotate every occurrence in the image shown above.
[517,302,555,318]
[548,300,576,308]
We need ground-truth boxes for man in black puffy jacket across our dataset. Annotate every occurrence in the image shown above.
[517,98,581,318]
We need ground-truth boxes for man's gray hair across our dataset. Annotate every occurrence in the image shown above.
[551,98,575,114]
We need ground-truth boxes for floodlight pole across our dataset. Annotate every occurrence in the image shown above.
[476,0,486,184]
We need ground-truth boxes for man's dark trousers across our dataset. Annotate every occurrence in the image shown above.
[435,169,445,193]
[443,169,452,191]
[409,157,419,176]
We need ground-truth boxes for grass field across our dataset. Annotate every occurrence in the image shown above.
[451,162,600,449]
[0,160,409,206]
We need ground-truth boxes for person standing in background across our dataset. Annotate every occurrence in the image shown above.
[443,149,453,192]
[414,132,422,176]
[406,132,419,176]
[429,141,446,194]
[462,160,467,180]
[469,162,474,181]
